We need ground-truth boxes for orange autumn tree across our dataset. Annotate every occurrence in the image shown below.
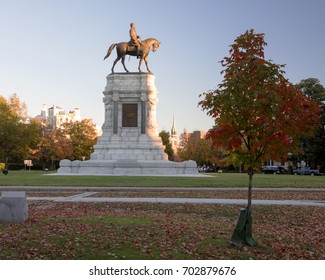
[200,30,320,211]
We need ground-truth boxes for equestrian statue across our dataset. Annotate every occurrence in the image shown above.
[103,23,160,73]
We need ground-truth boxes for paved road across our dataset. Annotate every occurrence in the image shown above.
[26,191,325,207]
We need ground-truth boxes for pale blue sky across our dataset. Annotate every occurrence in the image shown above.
[1,0,324,133]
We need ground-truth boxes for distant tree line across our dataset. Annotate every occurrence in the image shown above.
[1,76,324,172]
[296,78,325,171]
[0,94,98,170]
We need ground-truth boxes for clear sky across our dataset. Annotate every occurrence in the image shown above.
[1,0,324,134]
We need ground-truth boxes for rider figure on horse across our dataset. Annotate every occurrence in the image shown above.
[128,23,142,57]
[103,23,160,73]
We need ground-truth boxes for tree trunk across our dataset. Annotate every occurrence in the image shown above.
[230,167,256,247]
[247,168,254,210]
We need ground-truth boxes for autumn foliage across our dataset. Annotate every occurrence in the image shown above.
[200,29,320,214]
[200,30,320,171]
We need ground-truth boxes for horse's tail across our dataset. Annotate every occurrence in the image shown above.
[103,43,117,60]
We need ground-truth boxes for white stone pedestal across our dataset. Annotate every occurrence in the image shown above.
[58,73,197,175]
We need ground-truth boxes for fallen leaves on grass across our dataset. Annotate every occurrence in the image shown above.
[90,190,325,201]
[0,201,324,260]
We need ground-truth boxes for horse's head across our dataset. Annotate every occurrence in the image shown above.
[152,40,161,52]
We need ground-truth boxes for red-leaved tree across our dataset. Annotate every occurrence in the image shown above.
[199,30,320,245]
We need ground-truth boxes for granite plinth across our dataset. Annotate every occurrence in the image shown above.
[58,159,197,175]
[58,73,198,175]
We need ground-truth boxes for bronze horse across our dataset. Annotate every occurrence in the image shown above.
[103,38,160,73]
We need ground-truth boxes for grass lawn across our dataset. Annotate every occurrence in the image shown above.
[1,171,324,260]
[1,170,325,188]
[0,201,324,260]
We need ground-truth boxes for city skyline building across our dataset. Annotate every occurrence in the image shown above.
[36,104,81,130]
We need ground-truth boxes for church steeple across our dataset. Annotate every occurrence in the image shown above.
[170,116,179,156]
[171,116,177,137]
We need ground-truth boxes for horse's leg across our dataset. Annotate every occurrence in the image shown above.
[144,56,151,73]
[121,55,129,73]
[111,56,121,73]
[138,57,143,73]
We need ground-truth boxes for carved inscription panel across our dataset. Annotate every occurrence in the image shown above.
[122,103,138,127]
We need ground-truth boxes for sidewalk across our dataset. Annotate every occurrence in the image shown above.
[26,191,325,207]
[2,187,324,207]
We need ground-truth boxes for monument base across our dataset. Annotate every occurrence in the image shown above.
[58,159,197,175]
[58,73,198,176]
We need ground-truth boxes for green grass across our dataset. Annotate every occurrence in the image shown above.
[1,170,325,188]
[0,171,325,188]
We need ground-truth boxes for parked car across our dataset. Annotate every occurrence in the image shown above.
[198,165,217,173]
[293,167,320,176]
[262,165,285,174]
[198,166,206,172]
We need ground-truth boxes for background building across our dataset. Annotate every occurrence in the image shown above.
[181,130,207,143]
[37,104,81,130]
